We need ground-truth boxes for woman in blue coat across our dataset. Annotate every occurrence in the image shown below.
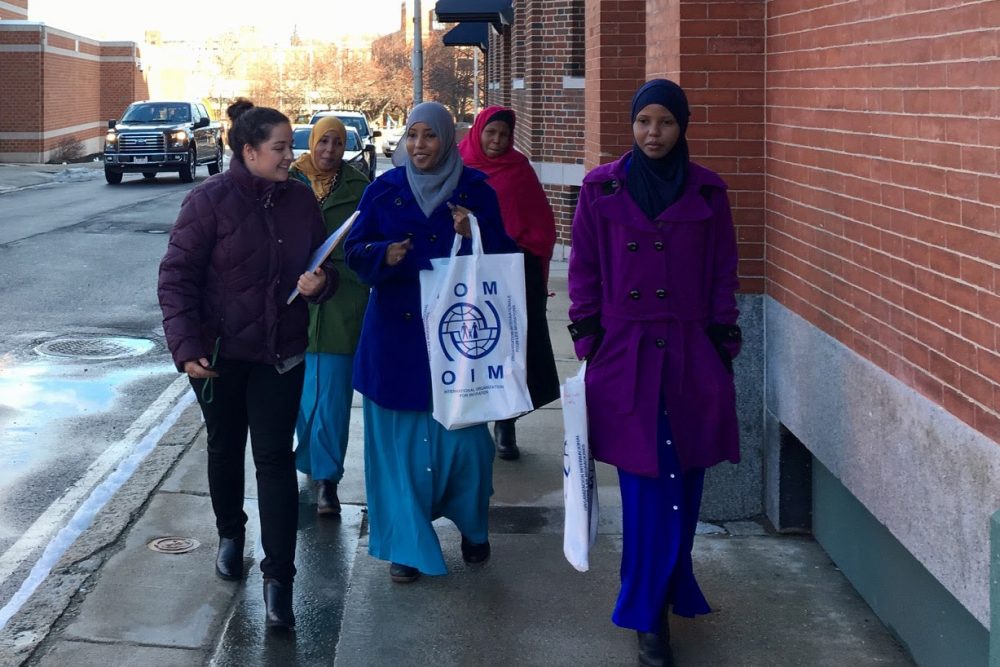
[344,102,517,584]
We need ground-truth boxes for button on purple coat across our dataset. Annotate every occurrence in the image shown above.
[568,155,741,476]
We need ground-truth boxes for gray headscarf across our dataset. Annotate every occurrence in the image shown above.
[392,102,464,218]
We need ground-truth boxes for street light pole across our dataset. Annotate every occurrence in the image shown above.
[412,0,424,105]
[473,49,479,115]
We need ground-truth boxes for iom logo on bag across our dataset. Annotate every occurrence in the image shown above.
[437,283,502,361]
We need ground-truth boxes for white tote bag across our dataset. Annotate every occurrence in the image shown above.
[562,361,599,572]
[420,213,533,430]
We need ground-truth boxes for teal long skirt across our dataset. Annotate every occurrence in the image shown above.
[362,397,495,575]
[295,352,354,482]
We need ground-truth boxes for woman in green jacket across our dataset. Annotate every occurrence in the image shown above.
[289,116,370,515]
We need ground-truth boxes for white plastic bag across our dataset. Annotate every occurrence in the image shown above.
[420,214,533,430]
[562,361,598,571]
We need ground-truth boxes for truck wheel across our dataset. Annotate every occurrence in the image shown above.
[178,148,196,183]
[207,143,223,175]
[104,167,123,184]
[142,172,156,180]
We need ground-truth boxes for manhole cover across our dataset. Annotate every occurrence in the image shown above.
[35,336,155,360]
[148,537,200,554]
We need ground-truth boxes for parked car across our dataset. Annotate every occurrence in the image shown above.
[382,128,403,157]
[310,110,380,180]
[291,125,370,177]
[291,124,313,160]
[103,100,224,184]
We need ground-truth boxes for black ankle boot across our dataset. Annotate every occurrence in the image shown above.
[460,535,491,564]
[263,578,295,630]
[316,480,341,516]
[215,536,244,581]
[493,418,520,460]
[637,630,673,667]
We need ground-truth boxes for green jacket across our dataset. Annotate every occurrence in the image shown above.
[290,163,370,354]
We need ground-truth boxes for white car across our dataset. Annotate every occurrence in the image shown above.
[382,128,404,157]
[291,125,370,176]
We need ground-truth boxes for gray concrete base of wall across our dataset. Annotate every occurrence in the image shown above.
[702,293,765,521]
[814,458,987,665]
[763,296,997,661]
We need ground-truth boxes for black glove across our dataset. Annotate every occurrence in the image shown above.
[568,314,605,361]
[706,323,741,374]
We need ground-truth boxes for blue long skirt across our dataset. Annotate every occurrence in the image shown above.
[362,398,495,575]
[295,352,354,482]
[613,412,711,632]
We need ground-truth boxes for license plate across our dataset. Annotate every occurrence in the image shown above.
[133,156,148,164]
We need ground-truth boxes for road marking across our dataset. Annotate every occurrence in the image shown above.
[0,375,194,629]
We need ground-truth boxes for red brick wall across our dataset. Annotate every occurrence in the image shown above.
[0,52,43,149]
[513,0,526,80]
[486,27,512,107]
[766,1,1000,440]
[646,0,680,78]
[514,0,586,244]
[0,25,148,161]
[0,0,28,20]
[671,0,766,293]
[43,53,100,130]
[0,27,44,155]
[583,0,646,169]
[548,183,582,246]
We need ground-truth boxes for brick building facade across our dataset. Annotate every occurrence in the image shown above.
[0,3,148,163]
[480,0,998,663]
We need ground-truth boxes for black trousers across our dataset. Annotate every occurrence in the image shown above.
[523,251,561,409]
[191,357,303,584]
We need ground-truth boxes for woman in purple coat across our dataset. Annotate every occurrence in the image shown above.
[567,80,741,666]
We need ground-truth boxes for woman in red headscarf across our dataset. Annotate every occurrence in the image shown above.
[458,106,560,461]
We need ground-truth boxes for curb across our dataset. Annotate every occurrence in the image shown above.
[0,403,205,666]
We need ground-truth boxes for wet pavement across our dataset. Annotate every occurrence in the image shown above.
[3,266,911,667]
[213,505,363,666]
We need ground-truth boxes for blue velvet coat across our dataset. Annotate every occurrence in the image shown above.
[344,165,518,411]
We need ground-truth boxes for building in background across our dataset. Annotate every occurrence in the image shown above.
[470,1,999,664]
[0,1,391,163]
[0,0,147,162]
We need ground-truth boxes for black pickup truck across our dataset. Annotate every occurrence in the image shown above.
[103,100,225,184]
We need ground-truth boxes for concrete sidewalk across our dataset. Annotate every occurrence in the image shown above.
[6,256,913,665]
[0,160,102,194]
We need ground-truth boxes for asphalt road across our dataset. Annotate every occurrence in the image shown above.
[0,162,201,615]
[0,155,391,621]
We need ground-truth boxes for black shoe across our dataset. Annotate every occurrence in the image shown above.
[637,631,673,667]
[389,562,420,583]
[493,419,520,460]
[215,536,244,581]
[263,578,295,630]
[316,480,341,517]
[460,535,491,564]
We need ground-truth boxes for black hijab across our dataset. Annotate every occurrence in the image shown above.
[626,79,691,220]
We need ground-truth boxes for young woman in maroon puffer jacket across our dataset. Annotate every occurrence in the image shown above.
[158,99,338,631]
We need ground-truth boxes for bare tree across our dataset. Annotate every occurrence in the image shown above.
[425,42,475,120]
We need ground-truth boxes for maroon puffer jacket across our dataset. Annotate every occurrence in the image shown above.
[158,157,338,371]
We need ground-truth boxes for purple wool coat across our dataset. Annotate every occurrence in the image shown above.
[568,154,741,476]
